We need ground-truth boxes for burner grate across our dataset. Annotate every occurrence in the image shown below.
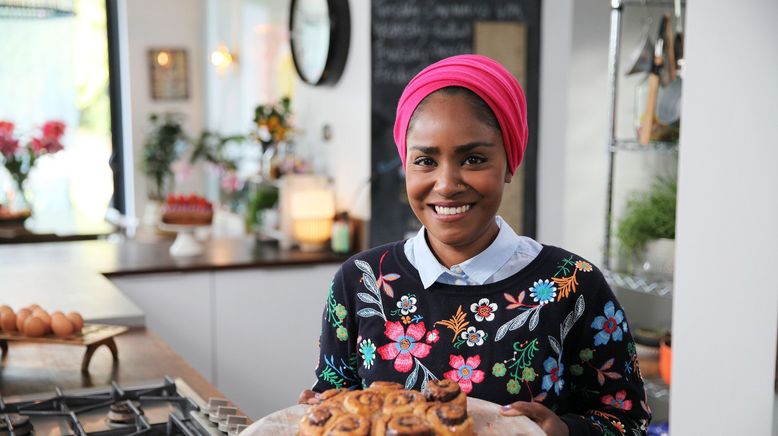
[0,377,221,436]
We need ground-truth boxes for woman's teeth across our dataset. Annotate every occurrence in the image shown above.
[434,204,471,215]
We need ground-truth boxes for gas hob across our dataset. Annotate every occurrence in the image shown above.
[0,377,248,435]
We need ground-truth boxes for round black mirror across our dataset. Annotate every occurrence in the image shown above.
[289,0,350,86]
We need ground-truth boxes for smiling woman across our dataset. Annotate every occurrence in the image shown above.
[302,55,651,436]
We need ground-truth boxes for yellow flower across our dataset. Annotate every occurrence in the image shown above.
[401,315,412,325]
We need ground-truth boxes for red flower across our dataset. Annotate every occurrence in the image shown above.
[425,328,440,344]
[443,354,485,394]
[41,120,65,139]
[0,121,14,136]
[601,390,633,411]
[376,321,431,373]
[0,122,19,158]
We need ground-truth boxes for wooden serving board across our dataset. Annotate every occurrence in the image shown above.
[0,323,128,373]
[240,397,546,436]
[0,323,127,345]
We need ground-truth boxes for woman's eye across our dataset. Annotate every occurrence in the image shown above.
[413,157,436,166]
[463,155,486,165]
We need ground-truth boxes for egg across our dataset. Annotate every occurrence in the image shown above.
[51,313,74,337]
[0,304,12,314]
[23,316,47,337]
[32,309,51,333]
[15,308,31,331]
[27,304,41,311]
[0,310,16,332]
[66,312,84,332]
[51,310,64,318]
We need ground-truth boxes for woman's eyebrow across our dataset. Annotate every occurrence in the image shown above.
[455,142,496,153]
[409,142,495,155]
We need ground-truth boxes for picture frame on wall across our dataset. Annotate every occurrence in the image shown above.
[148,48,189,100]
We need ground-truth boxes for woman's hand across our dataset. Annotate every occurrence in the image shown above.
[500,401,569,436]
[297,389,320,405]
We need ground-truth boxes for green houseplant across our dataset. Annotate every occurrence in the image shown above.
[140,113,188,201]
[616,176,677,275]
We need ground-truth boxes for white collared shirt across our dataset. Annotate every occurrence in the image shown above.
[403,216,543,289]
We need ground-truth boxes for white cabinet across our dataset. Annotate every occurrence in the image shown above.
[110,272,215,382]
[212,265,338,419]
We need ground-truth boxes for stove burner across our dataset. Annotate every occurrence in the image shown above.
[0,414,33,436]
[106,401,143,428]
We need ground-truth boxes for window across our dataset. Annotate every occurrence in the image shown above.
[0,0,124,233]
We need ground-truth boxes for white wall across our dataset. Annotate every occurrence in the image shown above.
[670,0,778,434]
[124,0,205,219]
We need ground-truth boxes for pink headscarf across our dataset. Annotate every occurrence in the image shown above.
[393,54,528,174]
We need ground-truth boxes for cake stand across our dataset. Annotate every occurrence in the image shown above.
[159,223,209,257]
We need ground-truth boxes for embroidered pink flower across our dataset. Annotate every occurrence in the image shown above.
[425,328,440,344]
[376,321,431,373]
[443,354,485,394]
[601,390,633,411]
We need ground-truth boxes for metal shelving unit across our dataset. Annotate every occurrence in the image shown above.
[602,0,682,417]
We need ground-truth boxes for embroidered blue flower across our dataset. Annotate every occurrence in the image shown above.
[360,339,376,369]
[591,301,625,346]
[541,356,564,395]
[529,280,557,305]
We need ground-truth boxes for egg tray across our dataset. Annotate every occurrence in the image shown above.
[0,323,128,374]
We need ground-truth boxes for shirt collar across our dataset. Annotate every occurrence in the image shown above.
[410,216,523,289]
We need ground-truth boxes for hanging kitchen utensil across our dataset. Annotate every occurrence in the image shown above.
[638,16,667,145]
[657,12,682,125]
[673,0,684,65]
[626,18,654,75]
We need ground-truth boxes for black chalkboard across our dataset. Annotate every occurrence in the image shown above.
[370,0,541,246]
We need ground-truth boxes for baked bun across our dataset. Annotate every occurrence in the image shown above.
[382,390,426,416]
[318,388,348,405]
[425,403,473,436]
[299,403,344,436]
[342,390,384,416]
[299,382,472,436]
[384,413,434,436]
[422,379,467,409]
[322,413,371,435]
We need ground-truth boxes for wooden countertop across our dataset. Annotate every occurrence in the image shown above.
[0,237,347,277]
[0,238,349,326]
[0,328,222,400]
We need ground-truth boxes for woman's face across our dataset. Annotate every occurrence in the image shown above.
[405,92,511,251]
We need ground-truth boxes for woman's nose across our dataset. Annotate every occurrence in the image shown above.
[433,164,466,197]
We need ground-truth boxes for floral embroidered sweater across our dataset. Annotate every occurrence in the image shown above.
[312,241,651,435]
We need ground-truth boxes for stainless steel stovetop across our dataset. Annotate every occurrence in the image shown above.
[0,377,248,435]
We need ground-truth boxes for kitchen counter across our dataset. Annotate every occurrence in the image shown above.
[0,327,223,399]
[0,238,348,327]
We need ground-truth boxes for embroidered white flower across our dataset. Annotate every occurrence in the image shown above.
[396,295,418,315]
[461,326,486,347]
[470,298,498,322]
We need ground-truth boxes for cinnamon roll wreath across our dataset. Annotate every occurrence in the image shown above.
[298,380,474,435]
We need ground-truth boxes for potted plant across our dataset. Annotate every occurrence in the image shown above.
[0,120,66,217]
[139,113,189,226]
[616,176,677,278]
[140,113,189,202]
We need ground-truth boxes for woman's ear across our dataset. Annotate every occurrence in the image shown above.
[504,168,513,184]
